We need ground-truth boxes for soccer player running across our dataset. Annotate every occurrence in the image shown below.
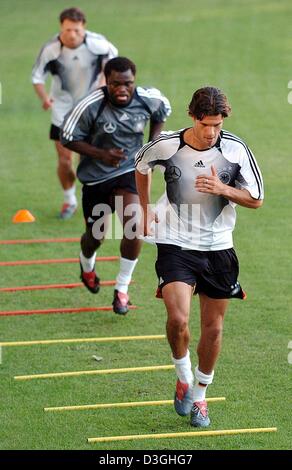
[60,57,171,314]
[32,7,118,219]
[135,86,264,427]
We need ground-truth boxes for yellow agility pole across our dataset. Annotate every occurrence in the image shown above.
[88,427,277,443]
[0,334,166,347]
[14,364,175,381]
[44,396,226,412]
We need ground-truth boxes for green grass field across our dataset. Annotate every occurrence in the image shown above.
[0,0,291,451]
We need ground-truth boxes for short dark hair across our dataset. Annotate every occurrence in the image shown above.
[188,86,231,120]
[104,57,136,79]
[59,7,86,24]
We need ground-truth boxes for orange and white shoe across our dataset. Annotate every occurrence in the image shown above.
[174,379,194,416]
[59,202,77,220]
[112,289,130,315]
[190,400,210,427]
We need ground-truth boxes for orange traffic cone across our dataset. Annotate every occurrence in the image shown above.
[12,210,36,223]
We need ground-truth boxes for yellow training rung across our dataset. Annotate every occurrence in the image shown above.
[44,396,226,412]
[88,427,277,443]
[15,364,175,381]
[1,334,166,347]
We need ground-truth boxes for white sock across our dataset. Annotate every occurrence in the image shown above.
[80,251,96,273]
[193,366,214,402]
[172,350,194,385]
[193,383,208,402]
[115,257,138,294]
[64,185,77,205]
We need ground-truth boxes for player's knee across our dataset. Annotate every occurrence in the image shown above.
[167,313,188,334]
[81,231,103,253]
[58,154,73,169]
[122,236,142,252]
[204,325,223,343]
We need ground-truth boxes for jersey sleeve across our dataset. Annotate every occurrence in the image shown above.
[236,145,264,200]
[86,31,118,60]
[135,141,158,174]
[60,90,104,144]
[31,38,60,84]
[106,41,118,60]
[150,89,171,122]
[31,46,51,84]
[100,41,118,71]
[136,132,180,174]
[137,87,172,123]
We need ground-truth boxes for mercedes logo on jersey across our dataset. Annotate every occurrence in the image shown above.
[164,166,181,183]
[104,122,117,133]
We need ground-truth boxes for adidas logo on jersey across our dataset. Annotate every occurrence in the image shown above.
[119,112,129,121]
[72,56,79,60]
[194,160,205,167]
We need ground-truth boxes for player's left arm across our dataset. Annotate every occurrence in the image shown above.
[148,120,165,141]
[96,71,106,88]
[95,40,118,88]
[196,165,263,209]
[95,55,109,88]
[147,90,172,141]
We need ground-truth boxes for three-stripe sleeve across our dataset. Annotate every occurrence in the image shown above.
[222,132,264,200]
[60,90,104,145]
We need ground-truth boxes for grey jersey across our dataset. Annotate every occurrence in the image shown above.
[32,31,118,126]
[60,86,171,184]
[135,129,264,251]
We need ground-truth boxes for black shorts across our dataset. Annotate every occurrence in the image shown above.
[155,243,245,300]
[50,124,61,141]
[82,171,137,228]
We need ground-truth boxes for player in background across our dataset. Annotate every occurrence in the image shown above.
[61,57,171,314]
[32,7,118,219]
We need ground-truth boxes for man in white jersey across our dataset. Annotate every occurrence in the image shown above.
[32,7,118,219]
[135,86,264,427]
[61,57,171,314]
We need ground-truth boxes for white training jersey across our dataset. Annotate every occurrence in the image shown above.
[135,129,264,251]
[32,31,118,126]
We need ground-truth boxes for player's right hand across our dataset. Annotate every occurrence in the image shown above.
[42,98,53,110]
[100,148,127,167]
[142,207,159,237]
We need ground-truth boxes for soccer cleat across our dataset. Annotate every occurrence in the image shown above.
[80,264,100,294]
[190,400,210,427]
[112,289,130,315]
[174,380,194,416]
[59,203,77,220]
